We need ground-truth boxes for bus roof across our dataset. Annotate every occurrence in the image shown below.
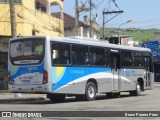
[48,36,151,52]
[10,36,151,52]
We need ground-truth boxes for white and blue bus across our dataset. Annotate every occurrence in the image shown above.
[8,36,154,102]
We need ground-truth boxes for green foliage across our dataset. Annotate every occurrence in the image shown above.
[101,28,160,42]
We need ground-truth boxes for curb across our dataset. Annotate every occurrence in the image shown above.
[0,90,8,93]
[0,97,45,103]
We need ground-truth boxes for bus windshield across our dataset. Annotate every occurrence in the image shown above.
[10,38,45,65]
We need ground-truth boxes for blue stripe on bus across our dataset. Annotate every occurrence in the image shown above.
[51,67,111,92]
[9,62,44,80]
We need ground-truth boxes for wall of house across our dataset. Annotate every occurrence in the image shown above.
[65,27,91,38]
[0,0,64,37]
[83,27,90,38]
[0,0,64,90]
[154,32,160,42]
[65,29,74,37]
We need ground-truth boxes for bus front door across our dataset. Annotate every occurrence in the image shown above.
[111,53,120,91]
[144,56,152,89]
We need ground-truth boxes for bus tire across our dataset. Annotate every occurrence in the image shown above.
[135,82,141,96]
[47,94,66,102]
[130,82,141,96]
[85,82,96,101]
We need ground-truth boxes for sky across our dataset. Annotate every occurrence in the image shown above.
[63,0,160,29]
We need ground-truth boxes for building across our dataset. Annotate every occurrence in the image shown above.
[53,12,100,39]
[0,0,64,38]
[105,35,136,46]
[0,0,64,90]
[154,32,160,42]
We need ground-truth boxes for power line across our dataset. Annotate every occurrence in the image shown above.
[0,10,9,36]
[108,18,160,27]
[95,0,105,9]
[138,24,160,29]
[0,10,9,22]
[112,0,120,10]
[107,0,111,11]
[15,9,53,32]
[22,7,63,33]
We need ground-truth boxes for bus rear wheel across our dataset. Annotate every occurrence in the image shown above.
[85,82,96,101]
[47,94,66,102]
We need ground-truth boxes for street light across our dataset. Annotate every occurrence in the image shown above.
[117,20,132,30]
[117,20,133,44]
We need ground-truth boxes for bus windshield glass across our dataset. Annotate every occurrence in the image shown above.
[10,38,45,65]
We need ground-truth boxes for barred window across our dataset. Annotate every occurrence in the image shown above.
[35,1,47,13]
[0,0,21,3]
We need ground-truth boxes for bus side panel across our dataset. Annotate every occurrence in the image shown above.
[120,68,145,91]
[51,67,112,94]
[151,73,154,89]
[96,70,112,93]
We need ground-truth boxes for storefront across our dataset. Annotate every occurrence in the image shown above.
[141,41,160,82]
[0,52,8,90]
[154,62,160,82]
[0,36,10,90]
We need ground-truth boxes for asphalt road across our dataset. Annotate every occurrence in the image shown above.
[0,83,160,120]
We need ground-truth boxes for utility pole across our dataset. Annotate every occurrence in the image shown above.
[9,0,17,38]
[10,0,21,98]
[89,0,92,38]
[102,10,124,39]
[75,0,79,36]
[102,10,105,39]
[75,0,89,36]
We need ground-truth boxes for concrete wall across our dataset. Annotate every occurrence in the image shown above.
[65,26,97,39]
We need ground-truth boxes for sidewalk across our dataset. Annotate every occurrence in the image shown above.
[0,92,46,103]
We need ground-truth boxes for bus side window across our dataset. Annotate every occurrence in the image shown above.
[52,43,71,65]
[132,52,144,68]
[90,47,105,66]
[121,50,132,68]
[72,45,89,66]
[106,49,110,67]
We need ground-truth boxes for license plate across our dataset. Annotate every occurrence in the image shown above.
[21,80,30,85]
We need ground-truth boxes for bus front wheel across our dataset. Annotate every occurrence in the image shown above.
[130,82,141,96]
[135,82,141,96]
[85,82,96,101]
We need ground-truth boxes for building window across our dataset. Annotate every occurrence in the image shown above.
[0,0,21,4]
[0,0,7,2]
[14,0,21,3]
[35,1,47,13]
